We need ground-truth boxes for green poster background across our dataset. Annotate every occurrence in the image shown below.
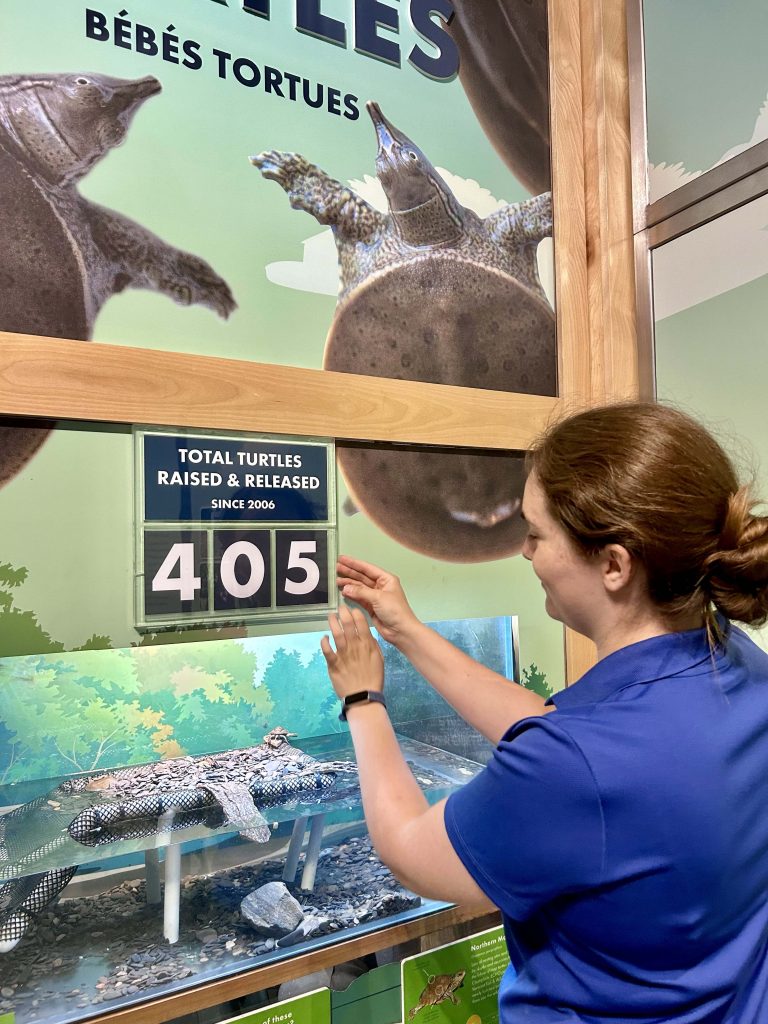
[402,925,509,1024]
[3,0,541,364]
[225,988,329,1024]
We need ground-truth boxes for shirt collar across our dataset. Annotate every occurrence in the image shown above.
[547,619,731,710]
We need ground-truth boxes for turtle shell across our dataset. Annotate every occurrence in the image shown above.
[0,139,90,485]
[325,256,555,392]
[448,0,550,195]
[325,256,556,562]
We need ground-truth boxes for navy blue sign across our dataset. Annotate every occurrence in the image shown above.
[144,435,329,523]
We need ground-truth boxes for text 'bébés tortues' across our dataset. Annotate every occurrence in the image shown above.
[86,1,458,119]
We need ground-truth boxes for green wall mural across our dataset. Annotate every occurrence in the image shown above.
[654,256,768,651]
[0,601,527,790]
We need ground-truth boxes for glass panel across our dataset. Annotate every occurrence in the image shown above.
[644,0,768,201]
[0,421,564,1024]
[652,195,768,649]
[0,615,508,1023]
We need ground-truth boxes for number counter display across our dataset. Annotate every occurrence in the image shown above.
[134,431,337,628]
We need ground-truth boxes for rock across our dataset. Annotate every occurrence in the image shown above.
[240,882,304,937]
[194,928,218,945]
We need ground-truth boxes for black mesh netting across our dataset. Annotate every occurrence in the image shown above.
[0,737,358,950]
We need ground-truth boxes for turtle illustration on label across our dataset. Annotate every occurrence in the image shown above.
[252,102,555,561]
[0,71,236,486]
[409,969,467,1018]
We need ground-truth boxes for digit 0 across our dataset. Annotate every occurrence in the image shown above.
[220,540,265,598]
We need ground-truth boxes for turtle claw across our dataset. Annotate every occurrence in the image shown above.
[250,149,293,186]
[165,252,237,320]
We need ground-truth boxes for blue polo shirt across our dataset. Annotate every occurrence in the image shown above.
[445,623,768,1023]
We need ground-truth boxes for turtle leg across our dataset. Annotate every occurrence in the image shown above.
[516,191,553,243]
[251,151,384,242]
[487,190,552,249]
[485,190,554,298]
[85,204,237,319]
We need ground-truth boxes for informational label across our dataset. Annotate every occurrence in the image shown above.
[143,434,329,523]
[401,926,510,1024]
[135,431,336,628]
[222,989,330,1024]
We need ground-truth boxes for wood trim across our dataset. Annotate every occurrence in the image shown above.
[553,0,639,684]
[578,0,638,405]
[87,907,500,1024]
[0,333,558,451]
[549,0,591,409]
[565,630,597,686]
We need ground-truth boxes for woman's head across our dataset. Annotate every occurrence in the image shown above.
[525,402,768,629]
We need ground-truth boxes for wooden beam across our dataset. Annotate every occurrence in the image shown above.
[0,332,558,450]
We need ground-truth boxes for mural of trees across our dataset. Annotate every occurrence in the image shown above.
[0,563,551,790]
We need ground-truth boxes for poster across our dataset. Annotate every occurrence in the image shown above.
[401,925,510,1023]
[0,1,565,789]
[0,1,556,559]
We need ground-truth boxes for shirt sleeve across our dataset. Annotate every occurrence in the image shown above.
[444,716,605,921]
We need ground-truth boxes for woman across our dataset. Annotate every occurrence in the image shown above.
[320,403,768,1023]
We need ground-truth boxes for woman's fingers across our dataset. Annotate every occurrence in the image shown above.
[351,607,371,636]
[319,633,336,665]
[337,555,387,587]
[327,611,348,651]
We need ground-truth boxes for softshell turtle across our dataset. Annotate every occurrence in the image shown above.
[252,103,555,561]
[0,71,236,486]
[447,0,550,195]
[409,969,466,1018]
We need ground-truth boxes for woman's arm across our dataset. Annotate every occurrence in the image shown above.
[336,556,549,744]
[321,606,494,910]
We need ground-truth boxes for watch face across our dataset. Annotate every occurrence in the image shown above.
[346,691,370,706]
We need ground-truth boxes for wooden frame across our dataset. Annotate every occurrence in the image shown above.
[0,0,639,1015]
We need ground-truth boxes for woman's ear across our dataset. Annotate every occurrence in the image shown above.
[601,544,635,593]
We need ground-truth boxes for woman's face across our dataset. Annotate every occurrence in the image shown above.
[521,473,605,637]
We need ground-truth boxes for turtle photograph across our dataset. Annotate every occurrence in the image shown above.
[408,968,467,1018]
[0,70,236,488]
[252,101,556,562]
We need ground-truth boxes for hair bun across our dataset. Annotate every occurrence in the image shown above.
[703,486,768,626]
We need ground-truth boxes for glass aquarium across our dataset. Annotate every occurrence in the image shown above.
[0,616,517,1024]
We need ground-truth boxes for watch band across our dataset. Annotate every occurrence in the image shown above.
[339,690,387,722]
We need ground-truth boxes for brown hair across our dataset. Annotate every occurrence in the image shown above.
[526,402,768,627]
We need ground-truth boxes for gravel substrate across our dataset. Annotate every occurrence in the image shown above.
[0,837,421,1024]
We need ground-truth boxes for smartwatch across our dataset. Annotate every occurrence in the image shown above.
[339,690,387,722]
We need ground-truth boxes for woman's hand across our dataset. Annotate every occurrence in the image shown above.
[321,604,384,699]
[335,555,422,647]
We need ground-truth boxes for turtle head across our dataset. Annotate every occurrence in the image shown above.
[0,73,161,185]
[367,101,464,244]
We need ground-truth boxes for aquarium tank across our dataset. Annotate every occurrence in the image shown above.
[0,616,521,1024]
